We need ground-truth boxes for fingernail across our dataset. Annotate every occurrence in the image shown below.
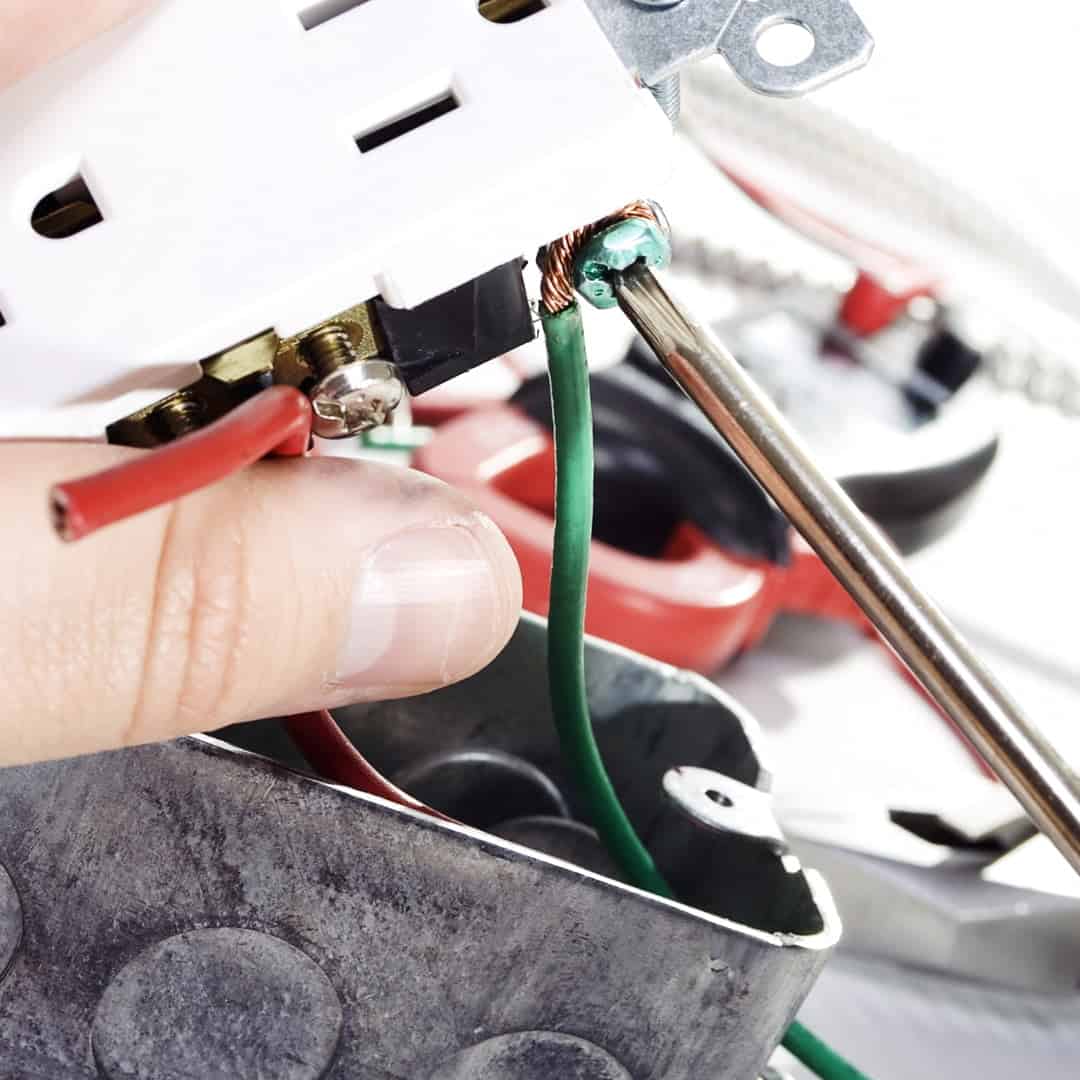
[336,515,518,696]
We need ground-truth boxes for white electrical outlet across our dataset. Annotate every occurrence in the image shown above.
[0,0,671,424]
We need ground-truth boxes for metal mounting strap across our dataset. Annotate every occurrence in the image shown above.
[720,0,874,97]
[584,0,872,94]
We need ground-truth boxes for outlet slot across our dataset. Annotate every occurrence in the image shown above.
[479,0,547,23]
[31,174,104,240]
[0,308,6,328]
[356,93,459,154]
[298,0,372,30]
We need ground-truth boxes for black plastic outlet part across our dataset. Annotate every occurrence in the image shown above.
[910,327,983,406]
[376,259,534,396]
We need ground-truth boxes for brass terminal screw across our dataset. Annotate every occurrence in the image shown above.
[151,393,205,442]
[301,325,359,378]
[300,323,404,440]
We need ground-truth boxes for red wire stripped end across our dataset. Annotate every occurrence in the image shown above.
[285,711,452,822]
[50,386,313,542]
[49,387,438,813]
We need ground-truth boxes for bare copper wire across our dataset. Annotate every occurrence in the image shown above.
[540,200,659,315]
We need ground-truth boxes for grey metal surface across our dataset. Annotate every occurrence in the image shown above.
[791,952,1080,1080]
[664,767,787,853]
[761,1067,796,1080]
[0,861,21,981]
[92,928,344,1080]
[309,359,404,440]
[584,0,872,89]
[491,818,623,880]
[648,74,682,126]
[229,615,777,808]
[227,616,820,930]
[391,748,570,827]
[718,0,873,97]
[0,617,838,1079]
[429,1032,632,1080]
[790,837,1080,993]
[613,262,1080,878]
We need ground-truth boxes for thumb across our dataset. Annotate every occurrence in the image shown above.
[0,443,522,765]
[1,0,149,91]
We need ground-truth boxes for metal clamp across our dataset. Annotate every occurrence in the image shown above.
[719,0,874,97]
[0,616,841,1079]
[584,0,872,92]
[664,767,788,852]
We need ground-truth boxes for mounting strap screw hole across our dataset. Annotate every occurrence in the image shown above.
[705,789,734,808]
[755,19,816,67]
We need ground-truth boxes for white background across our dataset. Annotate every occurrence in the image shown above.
[703,5,1080,1075]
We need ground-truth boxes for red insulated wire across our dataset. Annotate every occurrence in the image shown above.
[48,384,441,815]
[50,385,313,542]
[285,711,451,822]
[717,163,937,299]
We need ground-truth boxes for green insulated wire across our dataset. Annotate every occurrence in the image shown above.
[783,1021,871,1080]
[543,250,871,1080]
[542,302,674,900]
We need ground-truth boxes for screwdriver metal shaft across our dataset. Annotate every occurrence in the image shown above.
[613,262,1080,876]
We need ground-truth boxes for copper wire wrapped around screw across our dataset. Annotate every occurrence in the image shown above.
[540,200,659,315]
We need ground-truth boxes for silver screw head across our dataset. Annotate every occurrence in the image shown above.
[309,359,405,439]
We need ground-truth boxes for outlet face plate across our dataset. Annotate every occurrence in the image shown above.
[0,0,670,415]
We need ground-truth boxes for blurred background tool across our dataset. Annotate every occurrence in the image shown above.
[610,259,1080,877]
